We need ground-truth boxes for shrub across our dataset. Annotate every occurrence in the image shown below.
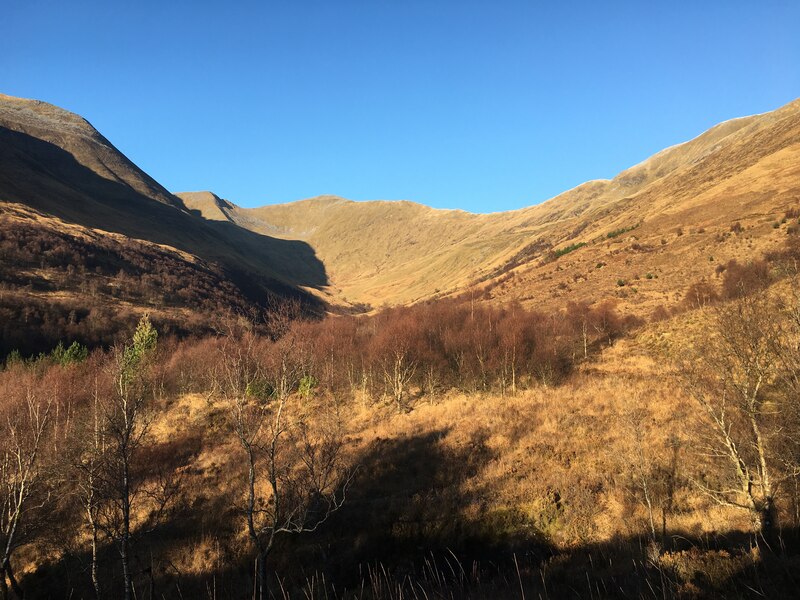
[4,349,22,368]
[298,375,318,399]
[551,242,587,259]
[683,280,719,309]
[51,341,89,366]
[651,305,671,322]
[246,379,275,401]
[721,259,770,299]
[606,224,639,239]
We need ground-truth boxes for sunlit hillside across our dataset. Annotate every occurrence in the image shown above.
[181,99,800,313]
[3,93,800,599]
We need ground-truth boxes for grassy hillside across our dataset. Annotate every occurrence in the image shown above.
[181,98,800,312]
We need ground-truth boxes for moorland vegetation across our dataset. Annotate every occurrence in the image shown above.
[3,237,800,599]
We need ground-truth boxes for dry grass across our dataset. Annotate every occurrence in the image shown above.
[179,98,800,315]
[98,318,770,598]
[146,324,750,567]
[12,294,800,598]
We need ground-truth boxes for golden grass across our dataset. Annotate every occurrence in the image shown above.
[179,99,800,315]
[144,320,752,571]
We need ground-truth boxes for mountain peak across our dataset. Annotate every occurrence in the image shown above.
[0,92,183,210]
[0,92,101,141]
[176,191,236,221]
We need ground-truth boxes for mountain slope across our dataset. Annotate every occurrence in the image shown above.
[182,97,800,311]
[3,91,799,336]
[0,94,329,303]
[0,93,181,209]
[0,94,336,355]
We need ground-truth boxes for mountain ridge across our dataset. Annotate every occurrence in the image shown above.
[0,93,183,210]
[181,96,800,309]
[3,91,800,323]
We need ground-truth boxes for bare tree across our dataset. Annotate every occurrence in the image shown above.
[592,300,623,347]
[69,380,106,600]
[677,293,793,541]
[496,306,529,396]
[219,317,353,600]
[618,394,682,550]
[766,278,800,526]
[94,315,158,600]
[381,345,417,411]
[621,402,659,545]
[566,301,592,361]
[0,390,52,600]
[372,315,418,411]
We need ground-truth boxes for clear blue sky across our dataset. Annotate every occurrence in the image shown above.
[3,1,799,212]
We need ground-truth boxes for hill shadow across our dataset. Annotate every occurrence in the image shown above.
[17,426,800,598]
[192,428,551,597]
[0,127,329,304]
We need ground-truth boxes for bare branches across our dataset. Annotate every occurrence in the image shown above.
[0,387,53,599]
[71,315,166,600]
[675,289,799,538]
[215,314,353,600]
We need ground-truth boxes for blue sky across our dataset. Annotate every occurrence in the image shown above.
[3,1,799,212]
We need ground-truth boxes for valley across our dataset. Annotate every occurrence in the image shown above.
[2,93,800,599]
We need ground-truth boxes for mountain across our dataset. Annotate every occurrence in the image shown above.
[0,94,328,297]
[0,94,330,354]
[183,98,800,313]
[2,91,800,355]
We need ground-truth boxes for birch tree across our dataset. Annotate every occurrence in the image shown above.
[96,315,158,600]
[219,323,352,600]
[678,293,787,540]
[0,391,52,600]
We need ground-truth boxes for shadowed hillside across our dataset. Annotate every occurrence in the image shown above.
[0,125,328,293]
[0,95,331,352]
